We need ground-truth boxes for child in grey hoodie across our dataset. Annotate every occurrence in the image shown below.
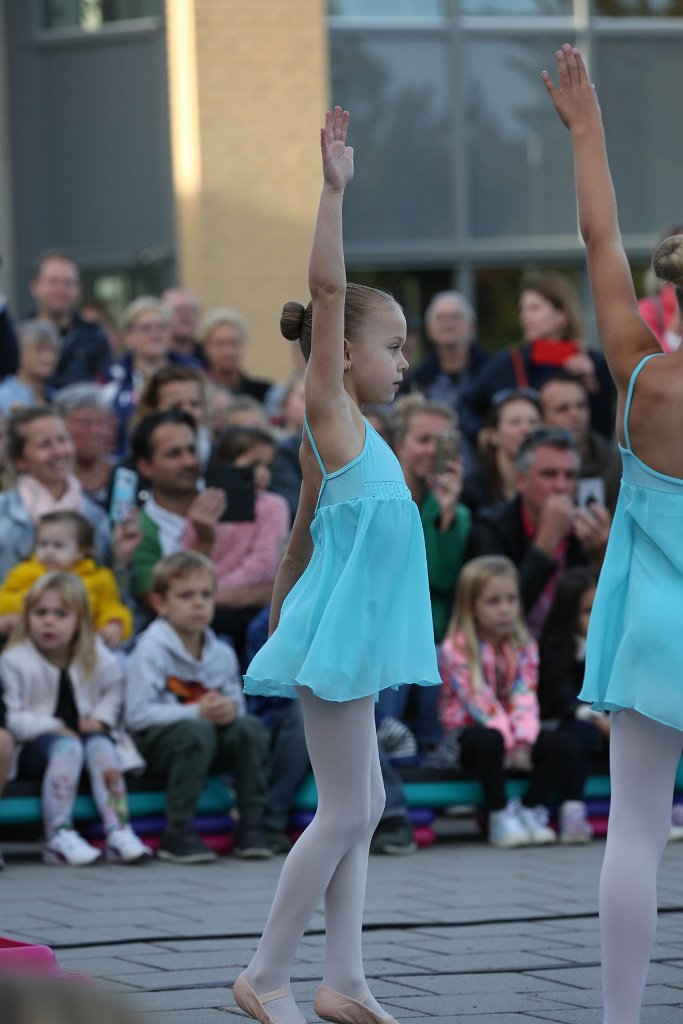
[125,551,271,864]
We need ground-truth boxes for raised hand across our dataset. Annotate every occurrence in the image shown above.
[542,44,601,132]
[321,106,353,191]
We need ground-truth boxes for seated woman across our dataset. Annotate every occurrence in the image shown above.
[181,425,290,668]
[461,273,615,443]
[461,388,542,514]
[56,383,117,508]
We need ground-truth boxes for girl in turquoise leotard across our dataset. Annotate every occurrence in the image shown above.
[232,109,440,1024]
[544,45,683,1024]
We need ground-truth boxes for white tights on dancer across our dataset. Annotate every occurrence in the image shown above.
[600,709,683,1024]
[243,688,387,1024]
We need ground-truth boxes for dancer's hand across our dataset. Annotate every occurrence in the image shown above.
[321,106,353,192]
[542,44,601,134]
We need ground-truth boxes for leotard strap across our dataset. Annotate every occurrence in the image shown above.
[304,416,327,477]
[623,352,664,452]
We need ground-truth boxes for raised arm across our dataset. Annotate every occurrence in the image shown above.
[305,107,354,415]
[542,45,657,391]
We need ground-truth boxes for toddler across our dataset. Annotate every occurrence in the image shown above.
[0,510,132,647]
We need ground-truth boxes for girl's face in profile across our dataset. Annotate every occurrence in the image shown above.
[28,589,78,663]
[576,585,596,638]
[473,574,520,645]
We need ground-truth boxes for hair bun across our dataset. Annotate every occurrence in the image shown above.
[652,235,683,287]
[280,301,306,342]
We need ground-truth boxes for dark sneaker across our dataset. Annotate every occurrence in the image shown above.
[233,818,273,860]
[370,817,416,856]
[157,826,217,864]
[266,829,292,854]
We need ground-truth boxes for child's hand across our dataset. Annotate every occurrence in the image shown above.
[79,716,106,734]
[99,621,124,649]
[321,106,353,192]
[505,744,533,772]
[198,691,236,725]
[112,512,143,566]
[542,44,601,133]
[0,613,19,637]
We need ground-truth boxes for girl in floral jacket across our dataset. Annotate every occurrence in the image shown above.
[438,556,585,848]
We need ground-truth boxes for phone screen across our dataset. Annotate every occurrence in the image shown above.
[109,467,139,523]
[204,464,256,522]
[576,476,605,512]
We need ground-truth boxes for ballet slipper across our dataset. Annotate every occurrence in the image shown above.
[233,973,306,1024]
[313,985,399,1024]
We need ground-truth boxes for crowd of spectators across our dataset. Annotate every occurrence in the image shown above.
[0,247,670,866]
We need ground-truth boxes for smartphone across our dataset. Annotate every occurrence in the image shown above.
[576,476,605,513]
[204,464,256,522]
[109,467,139,523]
[435,430,461,475]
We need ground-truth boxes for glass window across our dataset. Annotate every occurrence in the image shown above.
[462,37,577,238]
[460,1,571,13]
[593,0,683,14]
[330,31,454,243]
[40,0,160,31]
[597,38,683,234]
[328,1,444,16]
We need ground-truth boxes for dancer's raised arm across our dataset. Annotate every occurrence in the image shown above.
[305,106,354,413]
[542,45,657,390]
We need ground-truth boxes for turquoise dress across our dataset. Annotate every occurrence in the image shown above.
[581,352,683,730]
[244,417,441,702]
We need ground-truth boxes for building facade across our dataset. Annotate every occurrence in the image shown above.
[1,1,682,375]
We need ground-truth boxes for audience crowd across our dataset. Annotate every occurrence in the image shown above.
[0,249,671,867]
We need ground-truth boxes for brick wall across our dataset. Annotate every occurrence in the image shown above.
[166,0,328,385]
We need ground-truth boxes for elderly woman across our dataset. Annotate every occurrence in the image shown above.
[56,383,117,507]
[103,296,173,456]
[0,406,139,630]
[201,308,271,402]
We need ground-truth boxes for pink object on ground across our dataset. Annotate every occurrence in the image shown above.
[0,936,90,981]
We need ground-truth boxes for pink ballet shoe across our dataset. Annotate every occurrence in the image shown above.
[233,973,306,1024]
[313,986,399,1024]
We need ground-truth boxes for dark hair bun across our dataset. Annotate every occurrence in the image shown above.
[280,301,306,342]
[652,235,683,287]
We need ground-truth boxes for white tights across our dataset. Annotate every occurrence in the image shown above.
[600,709,683,1024]
[243,689,386,1022]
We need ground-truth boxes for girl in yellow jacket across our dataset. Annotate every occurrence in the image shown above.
[0,511,132,648]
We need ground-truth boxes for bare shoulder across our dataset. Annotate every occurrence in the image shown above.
[302,392,366,475]
[624,351,683,473]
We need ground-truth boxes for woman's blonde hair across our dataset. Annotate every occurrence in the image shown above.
[7,572,98,677]
[448,556,528,691]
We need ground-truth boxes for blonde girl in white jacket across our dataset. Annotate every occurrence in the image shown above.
[0,572,151,866]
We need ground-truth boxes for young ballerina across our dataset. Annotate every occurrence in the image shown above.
[232,108,440,1024]
[543,45,683,1024]
[0,572,150,865]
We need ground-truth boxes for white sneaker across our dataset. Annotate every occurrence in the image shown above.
[488,799,530,848]
[43,828,102,866]
[559,801,592,845]
[106,825,153,864]
[515,802,557,845]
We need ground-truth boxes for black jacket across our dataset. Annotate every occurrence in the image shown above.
[467,495,590,613]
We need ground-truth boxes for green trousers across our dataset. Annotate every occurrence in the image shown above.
[133,715,269,828]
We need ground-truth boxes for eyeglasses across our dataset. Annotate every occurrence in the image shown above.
[491,387,540,407]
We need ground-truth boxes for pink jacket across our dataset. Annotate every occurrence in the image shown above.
[182,490,289,588]
[438,631,540,751]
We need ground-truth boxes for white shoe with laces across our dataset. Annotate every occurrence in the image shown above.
[43,828,102,866]
[559,800,592,844]
[514,801,557,845]
[106,825,154,864]
[488,799,530,848]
